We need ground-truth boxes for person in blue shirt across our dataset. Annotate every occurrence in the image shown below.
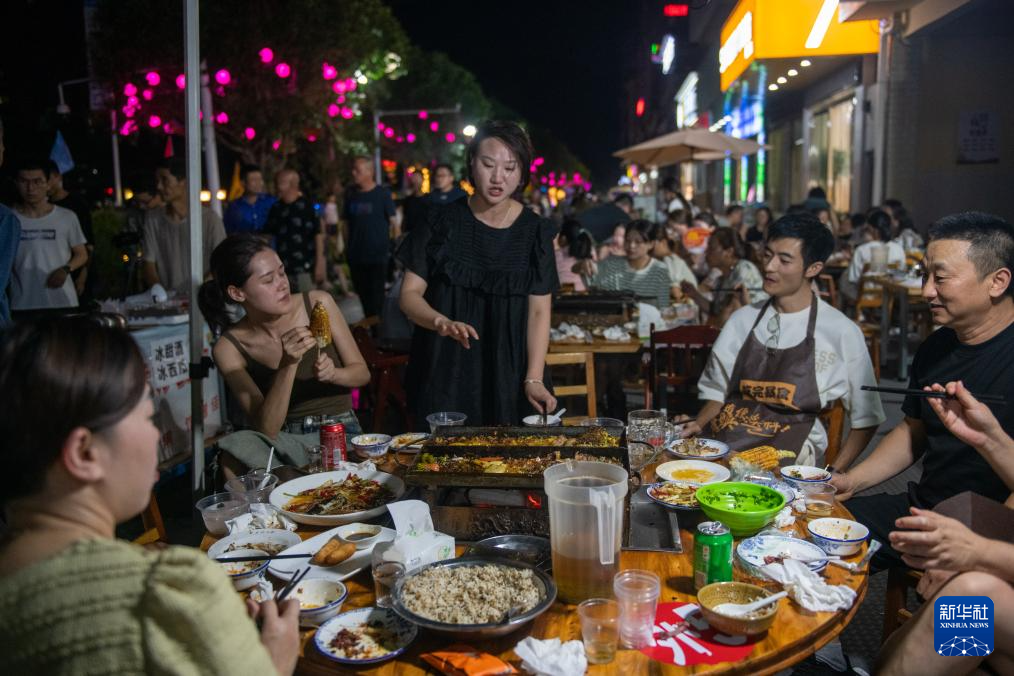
[0,117,19,327]
[223,164,276,234]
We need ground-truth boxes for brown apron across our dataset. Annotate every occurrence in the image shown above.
[709,295,822,456]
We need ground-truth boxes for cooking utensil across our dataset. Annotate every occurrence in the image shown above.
[829,539,882,572]
[216,553,313,563]
[861,385,1005,405]
[666,511,683,553]
[275,566,311,603]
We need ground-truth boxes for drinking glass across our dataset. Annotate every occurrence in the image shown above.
[577,598,620,664]
[613,569,661,648]
[195,492,249,536]
[304,444,323,473]
[426,411,467,434]
[372,560,405,608]
[626,410,673,471]
[802,483,836,518]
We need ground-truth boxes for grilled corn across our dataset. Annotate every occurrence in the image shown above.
[310,301,332,348]
[732,445,796,471]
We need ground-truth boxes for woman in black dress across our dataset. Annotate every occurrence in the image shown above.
[397,121,559,425]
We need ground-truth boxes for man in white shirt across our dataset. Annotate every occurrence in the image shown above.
[10,159,88,313]
[683,212,885,467]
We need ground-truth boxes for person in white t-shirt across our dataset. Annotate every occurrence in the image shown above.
[847,209,906,285]
[682,212,885,467]
[10,160,88,312]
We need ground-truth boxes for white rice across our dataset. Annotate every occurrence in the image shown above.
[400,564,542,624]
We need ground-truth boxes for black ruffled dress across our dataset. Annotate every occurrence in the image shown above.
[396,198,559,426]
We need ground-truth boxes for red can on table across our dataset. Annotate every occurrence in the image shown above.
[319,422,347,470]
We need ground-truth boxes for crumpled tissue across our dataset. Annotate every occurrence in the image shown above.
[514,637,587,676]
[226,503,296,533]
[602,325,631,341]
[761,558,857,612]
[773,505,796,528]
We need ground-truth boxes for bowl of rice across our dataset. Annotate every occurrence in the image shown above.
[389,557,557,640]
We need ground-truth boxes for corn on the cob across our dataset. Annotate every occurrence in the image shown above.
[731,445,796,471]
[310,301,332,348]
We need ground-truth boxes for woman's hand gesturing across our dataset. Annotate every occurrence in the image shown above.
[434,316,479,349]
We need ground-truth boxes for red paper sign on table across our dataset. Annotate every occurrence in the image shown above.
[638,602,757,667]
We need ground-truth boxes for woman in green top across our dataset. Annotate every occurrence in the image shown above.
[0,317,299,675]
[576,219,676,309]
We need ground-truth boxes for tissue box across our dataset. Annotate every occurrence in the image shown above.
[377,499,455,571]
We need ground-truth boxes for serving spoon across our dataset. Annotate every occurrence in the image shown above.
[712,591,787,617]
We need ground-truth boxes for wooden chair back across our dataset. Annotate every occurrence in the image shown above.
[817,400,846,469]
[352,325,411,432]
[816,273,839,308]
[644,324,720,412]
[134,494,168,546]
[545,352,596,420]
[883,567,923,643]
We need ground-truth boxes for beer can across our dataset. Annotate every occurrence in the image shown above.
[693,521,734,591]
[319,422,347,470]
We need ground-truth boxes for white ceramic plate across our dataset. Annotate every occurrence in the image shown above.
[737,535,829,574]
[269,470,405,526]
[390,432,429,452]
[780,465,832,485]
[207,528,302,560]
[667,437,730,460]
[314,606,417,666]
[655,459,730,485]
[268,524,396,583]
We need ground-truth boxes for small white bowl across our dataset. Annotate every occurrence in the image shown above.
[350,434,393,460]
[289,577,349,626]
[522,414,562,426]
[336,522,383,550]
[215,547,269,591]
[780,465,832,488]
[808,517,869,557]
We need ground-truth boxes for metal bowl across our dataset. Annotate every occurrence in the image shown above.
[464,535,552,570]
[390,557,557,640]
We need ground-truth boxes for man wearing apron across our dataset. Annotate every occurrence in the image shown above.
[684,213,885,468]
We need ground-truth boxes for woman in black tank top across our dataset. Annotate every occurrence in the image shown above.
[199,235,370,440]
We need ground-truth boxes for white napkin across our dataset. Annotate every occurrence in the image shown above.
[602,325,630,341]
[637,302,663,338]
[333,459,376,472]
[760,558,856,612]
[515,637,587,676]
[773,505,796,528]
[226,503,297,533]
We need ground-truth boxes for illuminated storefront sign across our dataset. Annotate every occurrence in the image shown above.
[719,0,879,90]
[675,71,699,128]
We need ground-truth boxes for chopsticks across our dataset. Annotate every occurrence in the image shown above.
[861,385,1007,405]
[215,553,313,563]
[275,567,311,604]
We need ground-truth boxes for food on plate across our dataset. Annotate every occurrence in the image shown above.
[311,539,357,567]
[224,541,287,556]
[283,475,394,515]
[668,468,713,483]
[731,446,796,472]
[391,433,428,449]
[649,482,701,508]
[430,428,617,448]
[671,438,722,457]
[414,451,621,475]
[310,301,332,348]
[400,564,542,624]
[327,622,401,660]
[219,560,262,576]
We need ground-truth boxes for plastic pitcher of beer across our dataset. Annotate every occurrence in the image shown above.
[544,460,629,604]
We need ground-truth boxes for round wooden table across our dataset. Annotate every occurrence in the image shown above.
[203,503,867,675]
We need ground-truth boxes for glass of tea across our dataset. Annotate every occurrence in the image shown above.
[802,483,836,518]
[577,598,620,664]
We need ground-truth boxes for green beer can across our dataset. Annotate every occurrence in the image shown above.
[693,521,733,590]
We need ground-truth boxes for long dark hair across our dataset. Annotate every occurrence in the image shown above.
[710,226,760,267]
[648,221,693,267]
[198,233,274,332]
[465,120,533,199]
[560,218,595,260]
[0,317,147,506]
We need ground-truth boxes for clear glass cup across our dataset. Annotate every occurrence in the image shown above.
[224,471,279,503]
[195,492,249,536]
[577,598,620,664]
[305,444,323,473]
[613,569,661,649]
[425,411,467,434]
[802,482,836,518]
[372,560,405,608]
[627,410,673,471]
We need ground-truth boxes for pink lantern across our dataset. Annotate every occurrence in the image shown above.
[259,47,274,63]
[445,132,456,143]
[336,95,346,104]
[406,133,416,143]
[198,111,203,120]
[122,106,136,118]
[332,81,346,95]
[214,69,231,85]
[215,112,229,124]
[145,72,160,87]
[340,107,354,119]
[307,134,317,143]
[244,127,256,140]
[534,157,545,166]
[377,122,385,131]
[142,89,154,101]
[126,96,139,107]
[275,63,291,78]
[396,136,404,143]
[418,110,428,120]
[327,104,340,118]
[530,164,538,174]
[123,82,137,97]
[148,115,162,128]
[573,172,582,181]
[384,128,395,138]
[429,121,439,132]
[540,177,548,184]
[271,139,281,150]
[322,62,337,80]
[345,78,356,91]
[175,74,186,89]
[163,123,173,134]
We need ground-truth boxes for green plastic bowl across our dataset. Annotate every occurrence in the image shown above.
[695,482,786,536]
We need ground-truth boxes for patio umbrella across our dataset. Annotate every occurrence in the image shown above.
[613,129,762,167]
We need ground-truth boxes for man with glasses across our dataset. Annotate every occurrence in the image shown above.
[9,159,88,315]
[683,212,884,467]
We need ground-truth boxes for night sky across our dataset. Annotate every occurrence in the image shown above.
[387,0,636,183]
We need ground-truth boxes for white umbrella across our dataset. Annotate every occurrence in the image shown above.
[614,128,762,167]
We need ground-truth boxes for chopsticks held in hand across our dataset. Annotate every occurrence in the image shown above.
[215,553,313,563]
[861,385,1007,406]
[275,567,311,604]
